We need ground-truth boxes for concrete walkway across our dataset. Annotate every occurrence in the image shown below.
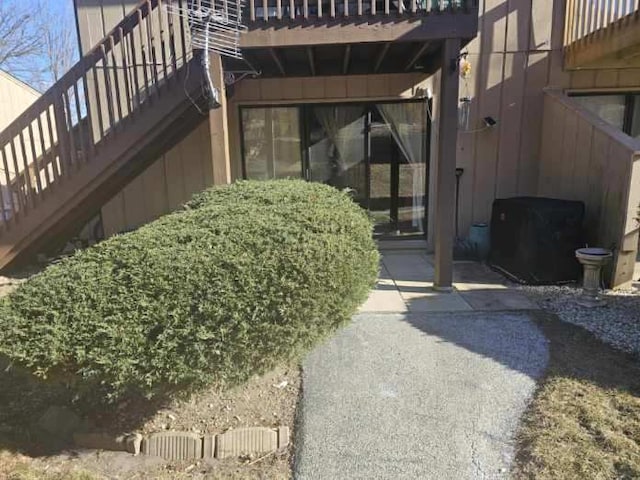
[359,249,537,313]
[294,249,549,480]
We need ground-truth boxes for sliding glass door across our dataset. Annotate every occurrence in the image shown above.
[306,105,368,207]
[376,102,427,234]
[241,107,303,179]
[240,100,429,237]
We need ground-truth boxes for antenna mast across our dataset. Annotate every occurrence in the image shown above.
[166,0,247,109]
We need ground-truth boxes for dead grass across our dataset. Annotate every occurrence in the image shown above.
[514,312,640,480]
[0,451,97,480]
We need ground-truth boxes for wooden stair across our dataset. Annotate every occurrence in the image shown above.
[0,0,211,270]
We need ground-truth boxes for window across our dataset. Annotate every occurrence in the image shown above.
[241,107,303,180]
[571,93,640,139]
[631,96,640,139]
[239,100,429,236]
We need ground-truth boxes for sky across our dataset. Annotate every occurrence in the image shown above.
[1,0,78,90]
[28,0,75,19]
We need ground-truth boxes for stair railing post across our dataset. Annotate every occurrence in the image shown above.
[53,92,71,180]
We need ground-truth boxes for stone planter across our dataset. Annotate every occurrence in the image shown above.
[575,248,613,307]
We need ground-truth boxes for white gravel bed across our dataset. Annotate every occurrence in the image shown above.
[520,284,640,357]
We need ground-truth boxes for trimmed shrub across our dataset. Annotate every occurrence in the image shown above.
[0,180,378,403]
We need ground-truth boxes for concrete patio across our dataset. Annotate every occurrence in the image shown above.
[360,246,536,314]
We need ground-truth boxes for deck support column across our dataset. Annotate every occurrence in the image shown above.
[208,53,232,185]
[433,38,461,292]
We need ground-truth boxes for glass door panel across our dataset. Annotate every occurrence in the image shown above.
[376,102,427,235]
[307,105,368,207]
[631,95,640,140]
[241,107,302,180]
[368,110,396,234]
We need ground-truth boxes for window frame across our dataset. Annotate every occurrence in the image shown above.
[569,91,640,136]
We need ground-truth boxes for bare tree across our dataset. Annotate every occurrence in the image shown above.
[40,3,78,87]
[0,0,78,92]
[0,0,44,80]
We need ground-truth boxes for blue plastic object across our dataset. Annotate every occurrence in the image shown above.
[469,223,490,260]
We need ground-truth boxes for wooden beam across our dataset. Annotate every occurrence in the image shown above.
[270,48,286,76]
[374,43,391,72]
[209,53,232,185]
[434,38,461,291]
[240,12,479,48]
[307,47,316,75]
[565,9,640,69]
[405,42,430,71]
[342,45,351,74]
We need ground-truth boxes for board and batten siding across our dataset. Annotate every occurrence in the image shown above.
[456,0,640,241]
[73,0,640,248]
[74,0,217,237]
[0,71,40,132]
[100,119,214,236]
[0,71,52,204]
[538,90,640,288]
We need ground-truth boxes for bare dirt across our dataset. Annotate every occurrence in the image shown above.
[0,264,301,479]
[0,365,301,479]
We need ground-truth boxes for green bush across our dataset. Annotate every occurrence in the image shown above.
[0,180,379,403]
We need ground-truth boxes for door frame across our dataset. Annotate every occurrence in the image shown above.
[238,98,432,237]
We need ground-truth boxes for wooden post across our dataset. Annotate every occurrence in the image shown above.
[434,38,460,292]
[208,53,232,185]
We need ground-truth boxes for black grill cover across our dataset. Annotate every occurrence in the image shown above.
[488,197,585,284]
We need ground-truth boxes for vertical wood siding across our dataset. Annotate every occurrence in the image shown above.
[100,119,213,236]
[74,0,640,248]
[457,0,640,240]
[538,90,640,288]
[75,0,216,238]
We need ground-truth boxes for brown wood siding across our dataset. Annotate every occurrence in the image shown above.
[73,0,640,248]
[538,90,640,288]
[100,119,213,236]
[453,0,640,240]
[75,0,216,238]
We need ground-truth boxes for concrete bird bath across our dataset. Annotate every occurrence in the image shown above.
[575,248,613,307]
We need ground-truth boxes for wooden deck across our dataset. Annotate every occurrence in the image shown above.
[564,0,640,69]
[230,0,478,78]
[240,0,479,48]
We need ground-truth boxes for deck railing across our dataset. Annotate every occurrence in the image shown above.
[0,0,190,230]
[565,0,640,46]
[246,0,472,22]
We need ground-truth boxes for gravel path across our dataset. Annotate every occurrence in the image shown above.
[520,285,640,357]
[295,312,549,480]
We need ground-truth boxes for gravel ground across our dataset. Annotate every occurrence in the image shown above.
[295,312,548,479]
[520,284,640,357]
